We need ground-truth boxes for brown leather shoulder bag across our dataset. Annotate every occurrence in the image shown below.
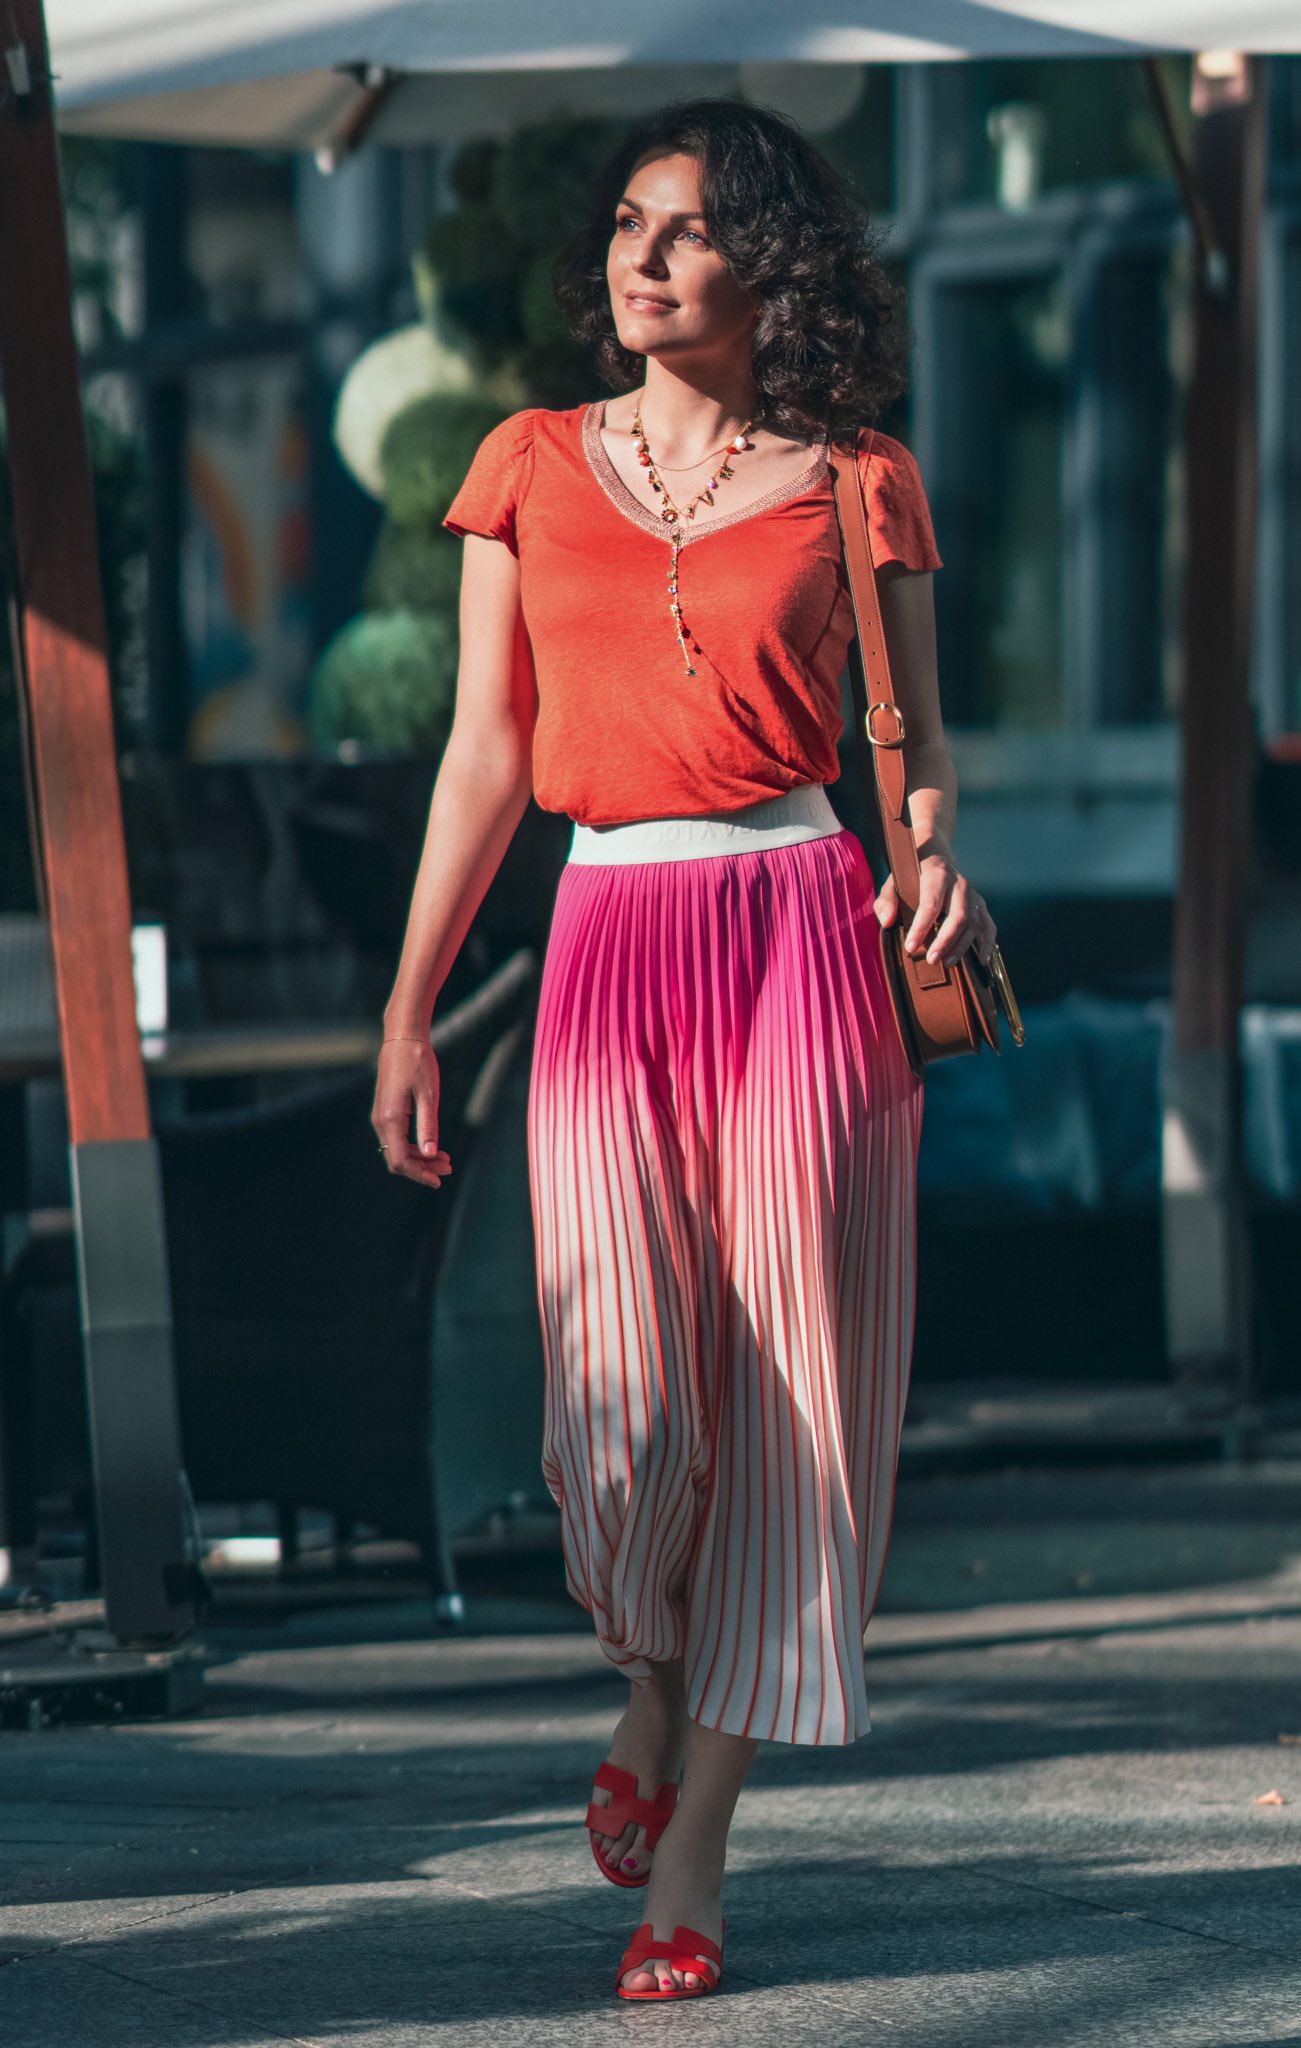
[829,429,1025,1077]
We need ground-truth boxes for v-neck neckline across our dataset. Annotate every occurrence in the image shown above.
[581,400,830,547]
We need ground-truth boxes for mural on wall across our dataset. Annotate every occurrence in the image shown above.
[183,359,314,760]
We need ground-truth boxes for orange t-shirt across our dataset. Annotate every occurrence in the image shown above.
[442,400,942,827]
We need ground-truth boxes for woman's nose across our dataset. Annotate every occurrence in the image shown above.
[632,239,670,276]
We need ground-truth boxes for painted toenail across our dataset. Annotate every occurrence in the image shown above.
[622,1856,639,1870]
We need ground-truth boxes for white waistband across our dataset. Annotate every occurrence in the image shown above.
[567,782,843,864]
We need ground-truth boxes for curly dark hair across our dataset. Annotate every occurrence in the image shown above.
[551,96,913,444]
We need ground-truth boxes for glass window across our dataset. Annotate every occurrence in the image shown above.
[1281,226,1301,735]
[60,134,145,347]
[931,272,1068,729]
[81,371,150,739]
[1271,55,1301,175]
[929,57,1194,212]
[186,150,308,326]
[1092,246,1187,725]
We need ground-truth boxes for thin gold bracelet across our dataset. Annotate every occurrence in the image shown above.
[382,1035,430,1046]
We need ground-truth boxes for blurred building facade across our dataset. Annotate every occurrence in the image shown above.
[9,55,1301,993]
[5,54,1300,1546]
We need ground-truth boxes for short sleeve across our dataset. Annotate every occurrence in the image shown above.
[442,408,538,558]
[860,431,943,572]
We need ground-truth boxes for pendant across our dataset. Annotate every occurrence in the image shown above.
[630,397,758,680]
[667,527,695,677]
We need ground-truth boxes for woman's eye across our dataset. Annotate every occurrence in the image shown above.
[614,216,707,245]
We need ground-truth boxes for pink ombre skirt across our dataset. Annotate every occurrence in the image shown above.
[526,784,923,1745]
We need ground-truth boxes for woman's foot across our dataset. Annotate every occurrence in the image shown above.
[616,1713,759,1993]
[617,1826,723,1993]
[588,1667,687,1883]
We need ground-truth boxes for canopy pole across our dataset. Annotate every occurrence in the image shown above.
[0,1,196,1640]
[1142,54,1265,1429]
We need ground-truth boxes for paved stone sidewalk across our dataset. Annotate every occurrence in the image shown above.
[3,1462,1301,2046]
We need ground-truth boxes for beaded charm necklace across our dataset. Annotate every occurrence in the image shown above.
[630,394,758,677]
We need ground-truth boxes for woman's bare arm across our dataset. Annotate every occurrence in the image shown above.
[383,535,537,1035]
[373,534,536,1182]
[876,565,955,857]
[872,563,995,968]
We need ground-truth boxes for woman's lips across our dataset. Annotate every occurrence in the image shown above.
[625,293,677,312]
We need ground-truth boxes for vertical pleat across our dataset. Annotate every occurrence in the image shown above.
[526,826,923,1746]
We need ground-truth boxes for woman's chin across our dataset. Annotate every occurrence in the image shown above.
[616,320,666,355]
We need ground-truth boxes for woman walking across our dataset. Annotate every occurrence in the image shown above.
[372,96,997,2001]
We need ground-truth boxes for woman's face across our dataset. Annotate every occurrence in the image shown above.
[606,150,758,370]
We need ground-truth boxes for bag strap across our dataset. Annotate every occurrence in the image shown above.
[829,428,927,929]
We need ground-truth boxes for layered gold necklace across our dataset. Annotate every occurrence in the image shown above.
[630,394,758,677]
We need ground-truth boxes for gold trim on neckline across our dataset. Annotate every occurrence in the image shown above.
[580,400,829,545]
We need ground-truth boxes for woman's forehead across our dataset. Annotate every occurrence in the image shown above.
[622,150,705,215]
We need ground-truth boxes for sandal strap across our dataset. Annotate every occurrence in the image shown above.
[585,1763,679,1849]
[617,1922,724,1981]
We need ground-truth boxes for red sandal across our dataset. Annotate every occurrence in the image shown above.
[615,1919,726,2000]
[585,1761,678,1888]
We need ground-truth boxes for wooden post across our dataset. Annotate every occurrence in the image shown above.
[0,2,195,1639]
[1150,53,1266,1418]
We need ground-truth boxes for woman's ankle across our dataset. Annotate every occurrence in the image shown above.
[607,1684,686,1782]
[650,1811,727,1879]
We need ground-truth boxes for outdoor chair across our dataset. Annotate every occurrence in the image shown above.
[427,1011,551,1560]
[0,949,538,1619]
[155,947,538,1618]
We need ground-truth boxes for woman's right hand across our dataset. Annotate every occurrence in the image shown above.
[371,1040,453,1189]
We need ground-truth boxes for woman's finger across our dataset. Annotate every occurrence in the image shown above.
[886,860,997,969]
[974,902,998,966]
[373,1043,450,1179]
[917,868,967,954]
[926,877,976,964]
[375,1112,452,1179]
[413,1079,443,1161]
[401,1159,450,1187]
[905,881,950,954]
[403,1147,452,1177]
[374,1107,417,1173]
[386,1146,452,1188]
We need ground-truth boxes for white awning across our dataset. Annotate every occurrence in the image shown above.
[44,1,1299,150]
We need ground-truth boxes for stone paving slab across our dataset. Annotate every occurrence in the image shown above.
[3,1464,1301,2045]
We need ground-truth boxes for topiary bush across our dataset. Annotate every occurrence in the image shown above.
[332,321,478,504]
[316,109,629,757]
[422,113,622,409]
[309,608,459,754]
[378,390,511,529]
[422,207,526,367]
[362,521,463,618]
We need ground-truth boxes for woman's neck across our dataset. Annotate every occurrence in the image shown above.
[629,362,761,464]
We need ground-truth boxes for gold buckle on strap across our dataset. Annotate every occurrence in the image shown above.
[865,701,906,748]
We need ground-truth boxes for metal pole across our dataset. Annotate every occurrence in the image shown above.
[0,1,196,1640]
[1144,54,1266,1422]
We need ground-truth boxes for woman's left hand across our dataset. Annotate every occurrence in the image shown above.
[874,853,997,968]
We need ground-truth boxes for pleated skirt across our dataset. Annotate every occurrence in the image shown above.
[525,818,924,1745]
